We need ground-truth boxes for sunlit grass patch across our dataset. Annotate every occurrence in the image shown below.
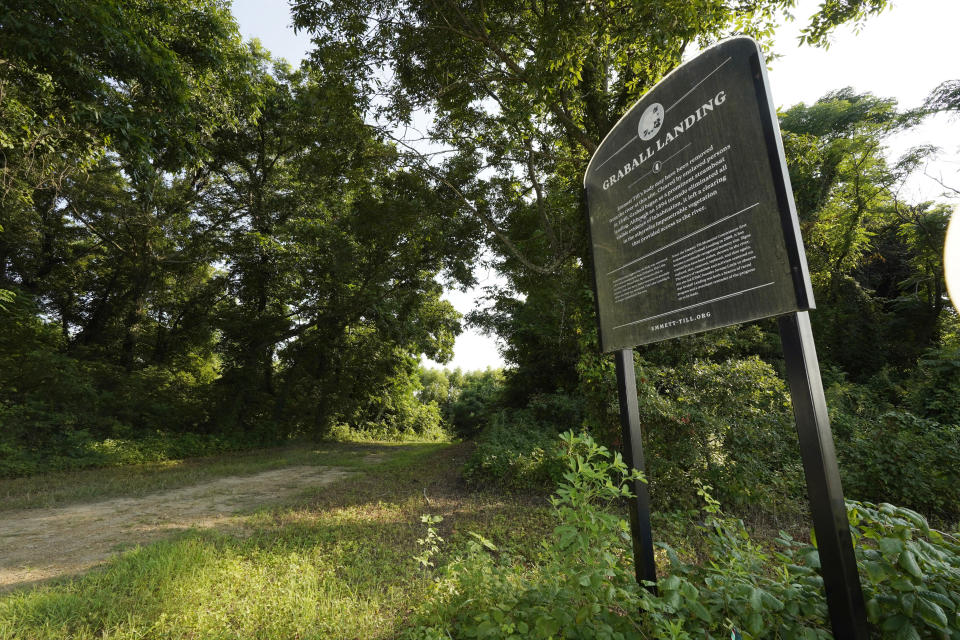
[0,442,555,639]
[0,441,428,512]
[0,531,425,639]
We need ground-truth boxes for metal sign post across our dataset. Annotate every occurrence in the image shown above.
[614,348,657,590]
[779,311,868,637]
[583,36,869,638]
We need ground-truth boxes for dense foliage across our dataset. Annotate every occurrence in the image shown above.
[289,0,957,521]
[441,86,960,520]
[407,433,960,640]
[2,2,959,637]
[3,0,954,528]
[0,0,485,474]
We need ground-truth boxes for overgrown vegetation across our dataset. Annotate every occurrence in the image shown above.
[0,0,480,475]
[0,442,556,639]
[442,85,960,526]
[406,433,960,640]
[3,1,960,636]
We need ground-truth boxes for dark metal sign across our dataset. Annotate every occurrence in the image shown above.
[585,36,813,352]
[584,37,869,639]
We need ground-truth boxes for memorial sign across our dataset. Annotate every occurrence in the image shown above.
[584,37,869,639]
[585,36,813,351]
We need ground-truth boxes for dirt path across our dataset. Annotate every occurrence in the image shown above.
[0,465,352,591]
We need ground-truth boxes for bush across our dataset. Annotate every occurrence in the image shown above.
[903,346,960,425]
[632,357,805,513]
[0,428,249,477]
[407,432,653,639]
[448,369,505,439]
[408,433,960,639]
[839,411,960,522]
[462,391,585,491]
[473,357,807,511]
[462,413,567,491]
[848,501,960,638]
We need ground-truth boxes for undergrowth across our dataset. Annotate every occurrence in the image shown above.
[406,432,960,639]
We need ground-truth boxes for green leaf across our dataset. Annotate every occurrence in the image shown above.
[534,615,560,637]
[918,589,955,611]
[894,623,921,640]
[917,597,949,630]
[760,591,785,612]
[880,537,907,555]
[555,525,577,550]
[575,604,591,624]
[747,611,764,636]
[899,550,923,579]
[866,598,881,622]
[882,615,909,632]
[891,577,918,592]
[661,575,681,591]
[680,581,698,600]
[687,600,713,623]
[862,560,893,583]
[900,592,916,617]
[475,619,498,637]
[803,550,821,570]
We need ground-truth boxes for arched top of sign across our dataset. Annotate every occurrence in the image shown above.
[584,36,814,352]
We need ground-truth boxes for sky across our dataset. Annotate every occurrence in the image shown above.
[230,0,960,371]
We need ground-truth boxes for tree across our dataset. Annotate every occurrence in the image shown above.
[0,0,485,461]
[291,0,893,399]
[0,0,255,453]
[779,89,950,377]
[925,80,960,116]
[0,0,252,361]
[181,48,486,435]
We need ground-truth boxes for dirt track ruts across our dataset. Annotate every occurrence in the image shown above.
[0,465,352,591]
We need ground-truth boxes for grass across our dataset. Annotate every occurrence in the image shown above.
[0,441,418,512]
[0,437,823,639]
[0,442,556,639]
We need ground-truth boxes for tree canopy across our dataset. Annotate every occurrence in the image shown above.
[2,0,956,477]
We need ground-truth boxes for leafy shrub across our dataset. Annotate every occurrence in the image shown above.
[848,501,960,638]
[838,411,960,522]
[903,346,960,425]
[0,429,250,477]
[407,432,655,639]
[658,489,832,639]
[521,392,587,433]
[98,365,215,435]
[448,369,505,439]
[461,411,567,491]
[630,357,804,513]
[461,390,586,491]
[409,432,960,639]
[823,364,960,522]
[661,498,960,638]
[361,395,448,441]
[327,414,449,443]
[480,356,807,510]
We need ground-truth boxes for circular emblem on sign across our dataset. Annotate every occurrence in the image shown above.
[637,102,664,141]
[652,161,663,173]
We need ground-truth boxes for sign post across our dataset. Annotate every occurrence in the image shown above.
[583,37,868,638]
[614,347,657,590]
